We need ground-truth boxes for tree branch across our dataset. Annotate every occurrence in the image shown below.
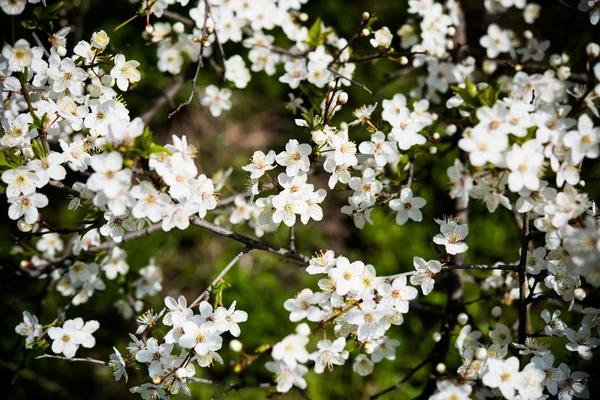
[190,246,251,307]
[35,354,108,365]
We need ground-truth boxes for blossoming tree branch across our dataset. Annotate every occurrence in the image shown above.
[3,0,600,399]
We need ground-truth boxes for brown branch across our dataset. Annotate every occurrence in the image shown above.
[190,215,310,265]
[48,180,87,199]
[370,356,431,399]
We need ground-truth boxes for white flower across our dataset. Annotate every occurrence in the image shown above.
[306,250,336,275]
[129,383,167,400]
[430,380,472,400]
[87,152,132,199]
[2,167,40,198]
[179,320,222,356]
[410,257,442,295]
[389,188,426,225]
[242,150,276,179]
[433,219,469,255]
[482,356,521,399]
[563,114,599,164]
[328,256,365,296]
[201,85,232,117]
[358,131,395,167]
[27,152,67,187]
[370,27,393,48]
[352,354,374,376]
[15,311,42,347]
[47,319,87,358]
[109,347,128,383]
[265,360,308,393]
[490,323,512,346]
[135,337,173,377]
[224,55,251,88]
[272,334,309,367]
[284,288,324,322]
[130,181,170,222]
[0,0,26,15]
[8,193,48,224]
[309,337,346,373]
[110,54,141,91]
[506,141,544,192]
[377,275,418,312]
[163,295,193,328]
[276,139,312,176]
[214,301,248,337]
[103,247,130,280]
[479,24,512,58]
[565,325,600,359]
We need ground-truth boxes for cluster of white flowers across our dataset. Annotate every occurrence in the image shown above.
[4,0,600,399]
[265,250,421,392]
[111,295,247,397]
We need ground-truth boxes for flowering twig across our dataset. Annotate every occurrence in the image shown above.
[517,212,530,344]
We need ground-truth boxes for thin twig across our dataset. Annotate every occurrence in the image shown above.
[518,212,530,344]
[168,1,210,118]
[190,246,251,307]
[370,357,431,399]
[36,354,108,365]
[140,74,185,124]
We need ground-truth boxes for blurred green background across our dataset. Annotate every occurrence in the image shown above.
[1,0,600,399]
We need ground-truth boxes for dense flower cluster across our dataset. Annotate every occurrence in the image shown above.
[4,0,600,399]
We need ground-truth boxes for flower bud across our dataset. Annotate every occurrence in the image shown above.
[432,132,440,140]
[483,60,497,75]
[475,347,488,360]
[447,26,456,37]
[89,84,103,98]
[299,13,309,22]
[429,146,438,155]
[328,81,337,90]
[557,66,571,81]
[399,56,408,65]
[432,332,442,342]
[101,74,113,87]
[446,124,457,135]
[561,53,570,64]
[229,339,243,353]
[445,39,455,50]
[337,92,348,104]
[586,42,600,58]
[523,30,533,40]
[340,122,348,130]
[457,312,468,326]
[91,30,110,50]
[362,12,370,21]
[361,28,370,37]
[574,288,586,301]
[549,54,562,67]
[296,323,311,336]
[491,306,502,318]
[173,22,185,34]
[435,363,446,374]
[341,350,350,360]
[175,368,187,379]
[56,46,67,57]
[145,24,154,34]
[579,179,586,187]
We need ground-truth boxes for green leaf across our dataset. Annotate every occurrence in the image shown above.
[307,18,322,47]
[45,1,64,14]
[212,279,231,309]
